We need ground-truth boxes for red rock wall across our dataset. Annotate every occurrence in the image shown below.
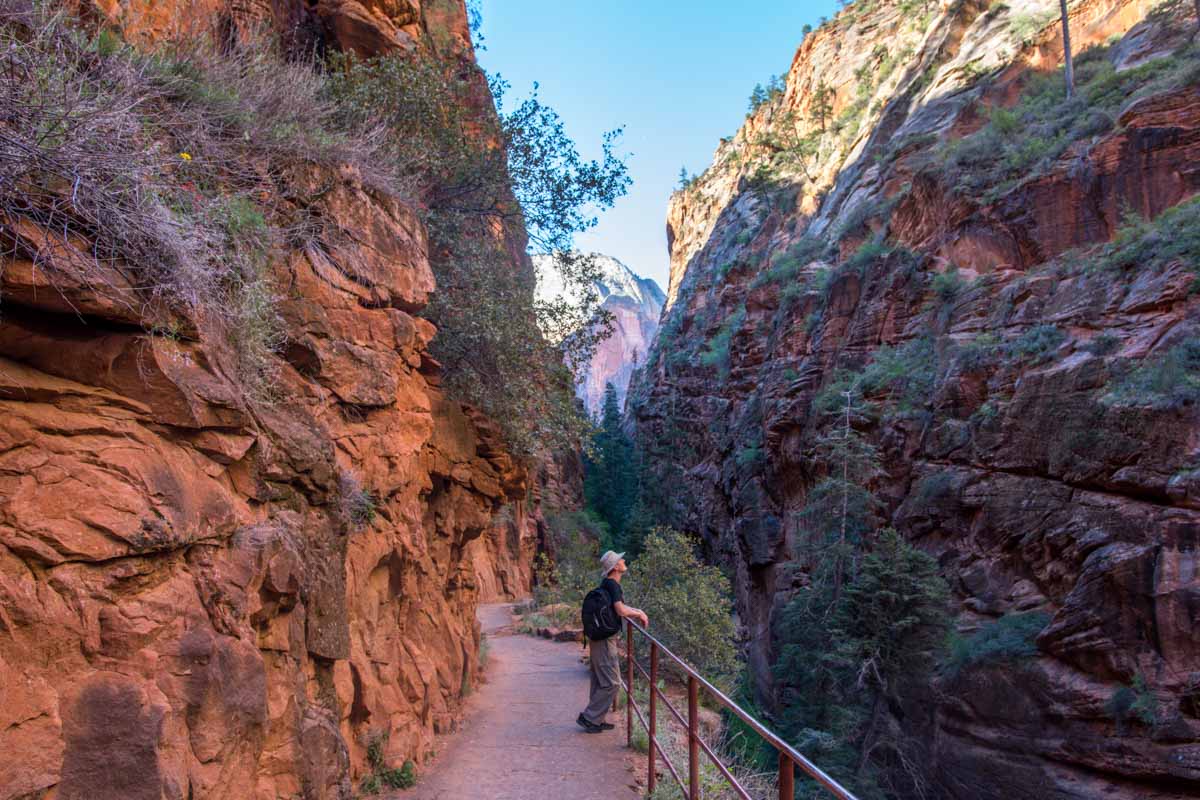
[628,1,1200,798]
[0,3,541,799]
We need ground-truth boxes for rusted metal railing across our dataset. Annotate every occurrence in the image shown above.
[614,619,859,800]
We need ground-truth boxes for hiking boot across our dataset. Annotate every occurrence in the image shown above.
[576,713,603,734]
[598,722,615,730]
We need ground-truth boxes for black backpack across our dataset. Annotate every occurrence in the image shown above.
[581,584,622,641]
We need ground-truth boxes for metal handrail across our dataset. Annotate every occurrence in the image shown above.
[615,619,860,800]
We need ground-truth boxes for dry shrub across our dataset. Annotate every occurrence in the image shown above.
[0,3,214,309]
[0,3,389,402]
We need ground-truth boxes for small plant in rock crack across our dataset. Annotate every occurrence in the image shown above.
[338,472,377,530]
[1107,673,1160,734]
[361,733,416,794]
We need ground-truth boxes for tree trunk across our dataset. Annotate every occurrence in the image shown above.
[1060,0,1075,98]
[856,692,885,777]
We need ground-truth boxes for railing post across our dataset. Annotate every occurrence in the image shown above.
[648,641,658,794]
[626,620,633,747]
[688,675,699,800]
[779,751,794,800]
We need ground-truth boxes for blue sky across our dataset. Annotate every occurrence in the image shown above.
[476,0,841,290]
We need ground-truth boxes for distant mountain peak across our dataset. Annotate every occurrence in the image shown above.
[533,252,664,415]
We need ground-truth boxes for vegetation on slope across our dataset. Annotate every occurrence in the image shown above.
[928,33,1200,202]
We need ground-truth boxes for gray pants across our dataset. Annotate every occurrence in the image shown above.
[582,636,621,725]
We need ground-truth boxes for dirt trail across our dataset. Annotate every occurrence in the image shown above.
[395,603,639,800]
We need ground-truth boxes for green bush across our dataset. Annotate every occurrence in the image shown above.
[623,528,738,687]
[942,611,1050,677]
[814,338,938,417]
[338,473,377,530]
[533,511,605,608]
[930,266,966,304]
[957,333,1001,372]
[736,444,764,469]
[1085,333,1121,356]
[843,239,890,275]
[867,340,936,411]
[913,473,955,506]
[1104,337,1200,408]
[1089,197,1200,277]
[699,306,746,377]
[1106,673,1159,731]
[0,10,382,404]
[1005,325,1064,364]
[361,733,416,794]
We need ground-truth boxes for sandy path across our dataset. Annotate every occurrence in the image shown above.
[394,603,639,800]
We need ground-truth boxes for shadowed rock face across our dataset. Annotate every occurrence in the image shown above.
[629,1,1200,797]
[0,3,549,799]
[535,253,665,415]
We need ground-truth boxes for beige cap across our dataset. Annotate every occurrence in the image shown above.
[599,550,625,578]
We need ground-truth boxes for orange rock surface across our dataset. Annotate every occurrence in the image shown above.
[0,2,545,799]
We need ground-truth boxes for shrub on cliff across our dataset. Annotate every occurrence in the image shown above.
[623,528,739,687]
[932,37,1200,202]
[1104,336,1200,409]
[941,611,1050,678]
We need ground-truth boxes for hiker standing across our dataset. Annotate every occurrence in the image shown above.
[577,550,649,733]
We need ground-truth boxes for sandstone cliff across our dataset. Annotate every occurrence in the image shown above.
[0,2,545,799]
[535,252,665,414]
[629,0,1200,797]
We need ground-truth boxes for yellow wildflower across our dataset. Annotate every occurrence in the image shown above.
[179,152,192,161]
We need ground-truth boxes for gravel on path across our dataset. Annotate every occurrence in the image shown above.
[394,603,639,800]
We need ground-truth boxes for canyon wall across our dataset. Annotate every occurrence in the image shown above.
[629,0,1200,797]
[0,2,542,799]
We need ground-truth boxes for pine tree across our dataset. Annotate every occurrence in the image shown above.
[583,383,638,549]
[774,530,950,794]
[810,81,835,133]
[677,166,692,190]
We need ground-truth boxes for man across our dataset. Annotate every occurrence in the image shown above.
[577,550,649,734]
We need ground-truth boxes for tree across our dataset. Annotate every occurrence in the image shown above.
[747,82,768,114]
[1059,0,1075,98]
[832,530,950,777]
[773,530,950,796]
[326,53,629,456]
[623,528,739,685]
[810,81,835,133]
[795,382,882,605]
[677,166,694,190]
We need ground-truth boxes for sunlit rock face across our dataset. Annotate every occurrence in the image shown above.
[0,3,546,799]
[628,0,1200,797]
[535,253,665,415]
